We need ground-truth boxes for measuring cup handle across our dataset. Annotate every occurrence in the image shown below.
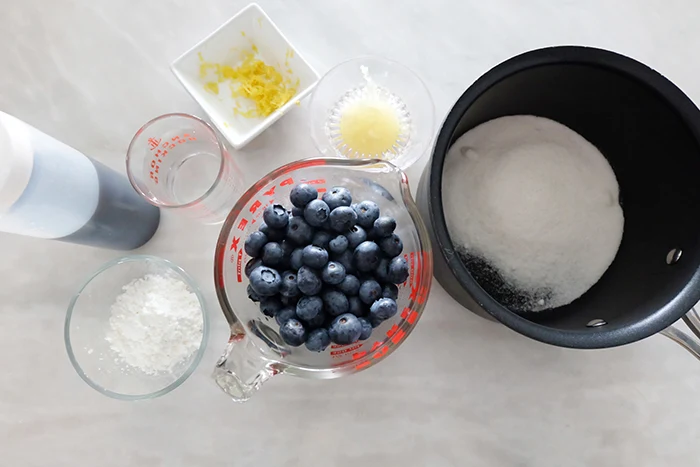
[213,326,277,402]
[659,307,700,363]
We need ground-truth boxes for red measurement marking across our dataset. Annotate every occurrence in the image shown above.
[372,346,388,359]
[237,218,249,231]
[317,187,327,194]
[306,178,326,185]
[330,343,363,356]
[370,341,382,352]
[183,133,197,141]
[386,324,399,338]
[263,185,276,196]
[147,137,161,150]
[280,177,294,186]
[229,236,240,251]
[407,310,418,325]
[352,351,367,360]
[391,329,406,345]
[401,308,410,319]
[249,200,262,213]
[355,361,371,370]
[236,249,243,282]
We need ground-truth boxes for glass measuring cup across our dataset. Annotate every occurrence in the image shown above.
[126,113,242,224]
[213,158,433,401]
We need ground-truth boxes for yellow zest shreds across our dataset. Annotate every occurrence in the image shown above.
[199,49,299,118]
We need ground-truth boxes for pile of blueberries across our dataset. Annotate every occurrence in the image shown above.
[244,183,409,352]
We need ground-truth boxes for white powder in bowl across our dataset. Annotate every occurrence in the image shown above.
[105,273,203,375]
[442,115,624,312]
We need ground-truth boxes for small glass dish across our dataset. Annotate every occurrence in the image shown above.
[309,56,435,170]
[64,255,209,400]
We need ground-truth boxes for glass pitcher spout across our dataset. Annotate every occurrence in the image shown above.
[213,323,278,402]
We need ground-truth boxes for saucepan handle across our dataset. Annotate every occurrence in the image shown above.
[212,323,278,402]
[659,307,700,362]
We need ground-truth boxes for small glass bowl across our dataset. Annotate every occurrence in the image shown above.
[64,255,208,401]
[309,56,435,170]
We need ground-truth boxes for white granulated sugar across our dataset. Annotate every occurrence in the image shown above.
[442,115,624,311]
[105,273,203,375]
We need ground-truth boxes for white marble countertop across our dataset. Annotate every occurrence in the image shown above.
[2,0,700,465]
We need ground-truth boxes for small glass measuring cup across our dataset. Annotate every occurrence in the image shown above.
[213,158,433,401]
[126,113,242,224]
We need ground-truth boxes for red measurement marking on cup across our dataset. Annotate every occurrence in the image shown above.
[386,324,399,338]
[330,343,363,357]
[355,361,371,370]
[352,351,367,360]
[237,218,249,230]
[372,345,389,359]
[229,236,240,251]
[148,137,161,149]
[390,329,406,345]
[263,185,276,196]
[305,178,326,185]
[249,199,262,213]
[370,341,382,352]
[236,248,243,282]
[280,177,294,186]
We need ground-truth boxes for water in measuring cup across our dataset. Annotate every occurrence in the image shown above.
[166,151,222,205]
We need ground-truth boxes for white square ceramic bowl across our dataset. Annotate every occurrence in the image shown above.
[171,3,319,149]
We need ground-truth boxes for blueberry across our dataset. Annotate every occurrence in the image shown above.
[303,199,330,227]
[357,317,373,340]
[290,248,304,270]
[338,274,360,296]
[263,204,289,229]
[312,230,333,249]
[373,216,396,238]
[378,233,403,258]
[296,295,323,323]
[247,284,261,302]
[305,328,331,352]
[286,216,314,245]
[280,271,300,298]
[328,313,362,345]
[302,245,329,269]
[281,294,300,307]
[345,225,367,249]
[249,266,282,296]
[275,306,297,326]
[245,258,263,278]
[259,222,286,242]
[387,256,409,284]
[332,249,355,275]
[305,308,327,328]
[369,313,384,328]
[321,261,346,285]
[279,319,308,346]
[260,296,283,317]
[382,283,399,300]
[359,279,382,305]
[290,183,318,208]
[370,298,398,320]
[348,296,366,317]
[291,206,305,217]
[322,289,350,316]
[262,242,284,267]
[375,258,390,282]
[297,266,323,295]
[329,206,358,232]
[322,186,353,211]
[244,231,268,257]
[353,241,382,272]
[329,235,349,254]
[354,200,380,229]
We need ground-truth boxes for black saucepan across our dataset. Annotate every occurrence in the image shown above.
[417,46,700,350]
